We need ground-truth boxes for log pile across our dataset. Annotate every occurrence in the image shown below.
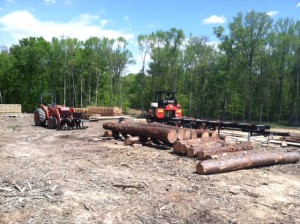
[103,122,211,144]
[173,131,299,175]
[102,121,300,175]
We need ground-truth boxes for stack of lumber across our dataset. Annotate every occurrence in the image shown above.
[0,104,22,114]
[76,106,122,119]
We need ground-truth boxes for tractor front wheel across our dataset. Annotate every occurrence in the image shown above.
[34,108,46,126]
[48,116,58,129]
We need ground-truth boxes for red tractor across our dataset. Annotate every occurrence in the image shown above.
[34,93,85,130]
[146,91,182,125]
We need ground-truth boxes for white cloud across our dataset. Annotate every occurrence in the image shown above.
[267,11,278,17]
[64,0,73,5]
[202,15,226,25]
[124,16,130,22]
[0,10,134,47]
[297,2,300,7]
[44,0,56,5]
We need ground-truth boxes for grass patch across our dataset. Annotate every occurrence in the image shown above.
[8,125,22,131]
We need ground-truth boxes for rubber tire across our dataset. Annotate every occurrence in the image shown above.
[48,116,58,129]
[34,108,46,126]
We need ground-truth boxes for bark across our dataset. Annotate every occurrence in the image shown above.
[103,130,113,137]
[176,137,221,155]
[198,141,254,160]
[196,151,300,175]
[124,136,150,145]
[173,138,203,154]
[103,122,178,144]
[280,136,300,143]
[204,148,256,160]
[184,129,192,140]
[138,122,186,140]
[187,141,224,158]
[194,129,210,138]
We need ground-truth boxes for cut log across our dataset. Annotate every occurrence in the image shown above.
[172,141,182,154]
[194,129,210,138]
[103,130,113,137]
[196,151,300,175]
[103,122,178,144]
[124,136,140,145]
[280,136,300,143]
[198,141,254,160]
[184,129,191,140]
[190,130,198,139]
[204,148,260,160]
[180,138,208,155]
[194,129,209,138]
[217,134,227,141]
[209,130,219,138]
[179,137,221,155]
[135,122,186,140]
[124,136,150,145]
[173,138,202,154]
[186,141,224,158]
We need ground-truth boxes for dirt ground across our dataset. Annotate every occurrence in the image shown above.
[0,115,299,224]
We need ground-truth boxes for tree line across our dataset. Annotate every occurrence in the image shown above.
[0,11,300,123]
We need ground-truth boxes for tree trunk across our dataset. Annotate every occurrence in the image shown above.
[103,122,178,144]
[146,122,185,140]
[103,130,113,137]
[173,138,203,154]
[196,151,300,175]
[173,137,220,155]
[204,149,254,160]
[194,129,210,138]
[187,141,224,158]
[124,136,150,145]
[198,141,253,160]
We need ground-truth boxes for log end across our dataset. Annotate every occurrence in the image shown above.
[196,162,205,175]
[167,129,178,144]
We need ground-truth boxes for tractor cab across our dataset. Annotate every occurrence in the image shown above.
[147,91,182,123]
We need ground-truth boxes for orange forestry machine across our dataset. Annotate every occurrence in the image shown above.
[145,91,182,126]
[34,93,86,130]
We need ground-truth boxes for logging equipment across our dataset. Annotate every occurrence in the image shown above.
[34,93,87,130]
[145,91,182,125]
[142,91,289,137]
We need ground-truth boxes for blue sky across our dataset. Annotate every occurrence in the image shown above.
[1,0,300,73]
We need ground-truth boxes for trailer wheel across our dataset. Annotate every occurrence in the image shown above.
[48,116,58,129]
[34,108,46,126]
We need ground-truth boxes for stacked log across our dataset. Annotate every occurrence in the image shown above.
[103,121,299,175]
[197,141,254,160]
[196,150,300,175]
[173,137,222,155]
[124,136,150,145]
[173,138,202,154]
[103,122,212,144]
[187,140,226,158]
[103,122,178,144]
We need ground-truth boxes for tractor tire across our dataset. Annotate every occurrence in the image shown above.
[48,116,58,129]
[34,108,46,126]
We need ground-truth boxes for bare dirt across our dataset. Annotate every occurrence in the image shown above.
[0,115,299,224]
